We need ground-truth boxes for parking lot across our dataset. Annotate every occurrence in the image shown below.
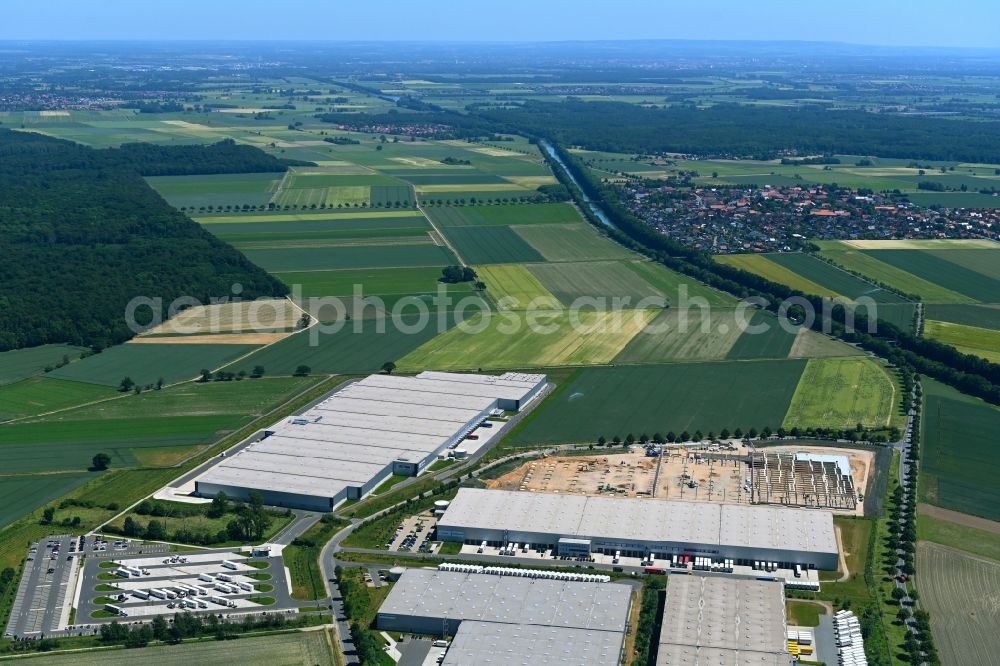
[386,515,439,554]
[78,548,296,622]
[5,535,79,638]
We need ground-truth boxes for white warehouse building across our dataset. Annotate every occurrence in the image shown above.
[193,372,545,511]
[377,568,632,665]
[436,488,839,570]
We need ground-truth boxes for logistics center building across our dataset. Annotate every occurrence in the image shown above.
[377,568,632,666]
[436,488,839,570]
[656,575,793,666]
[193,372,545,511]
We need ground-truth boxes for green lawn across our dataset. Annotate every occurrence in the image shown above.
[509,360,807,446]
[285,516,350,600]
[786,600,825,627]
[921,378,1000,520]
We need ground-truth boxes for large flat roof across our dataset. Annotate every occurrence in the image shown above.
[443,620,623,666]
[196,373,545,503]
[656,575,793,666]
[378,568,631,633]
[438,488,838,556]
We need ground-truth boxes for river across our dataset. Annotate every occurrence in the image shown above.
[540,140,617,230]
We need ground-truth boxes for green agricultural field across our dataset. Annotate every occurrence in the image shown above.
[916,542,1000,666]
[513,223,636,262]
[725,311,802,360]
[766,252,909,304]
[921,379,1000,520]
[276,266,474,300]
[622,261,736,306]
[242,242,457,271]
[788,329,865,359]
[222,226,430,247]
[924,304,1000,330]
[0,377,117,421]
[370,184,414,206]
[196,210,425,225]
[146,172,280,209]
[476,264,561,310]
[0,344,86,386]
[0,377,315,476]
[527,261,666,308]
[864,248,1000,303]
[230,315,458,375]
[401,171,510,185]
[426,203,581,227]
[439,226,545,264]
[715,254,841,299]
[398,309,656,371]
[613,309,745,362]
[47,343,260,387]
[816,241,973,303]
[0,415,242,473]
[917,512,1000,562]
[509,360,807,445]
[0,472,95,529]
[22,631,337,665]
[923,320,1000,363]
[782,357,896,429]
[417,189,532,204]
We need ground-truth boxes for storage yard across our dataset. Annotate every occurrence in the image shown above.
[437,488,839,570]
[78,550,292,621]
[655,575,793,666]
[193,371,545,510]
[485,444,870,514]
[377,567,633,666]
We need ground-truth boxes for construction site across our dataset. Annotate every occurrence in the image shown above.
[485,442,872,515]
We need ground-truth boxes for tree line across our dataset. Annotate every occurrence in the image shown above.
[481,100,1000,163]
[0,130,291,351]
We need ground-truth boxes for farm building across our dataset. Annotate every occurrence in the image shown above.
[436,488,839,570]
[377,568,631,665]
[193,372,545,511]
[656,575,793,666]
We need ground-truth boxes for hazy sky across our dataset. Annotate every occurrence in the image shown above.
[4,0,997,49]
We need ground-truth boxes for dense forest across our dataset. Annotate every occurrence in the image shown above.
[483,101,1000,162]
[0,130,290,351]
